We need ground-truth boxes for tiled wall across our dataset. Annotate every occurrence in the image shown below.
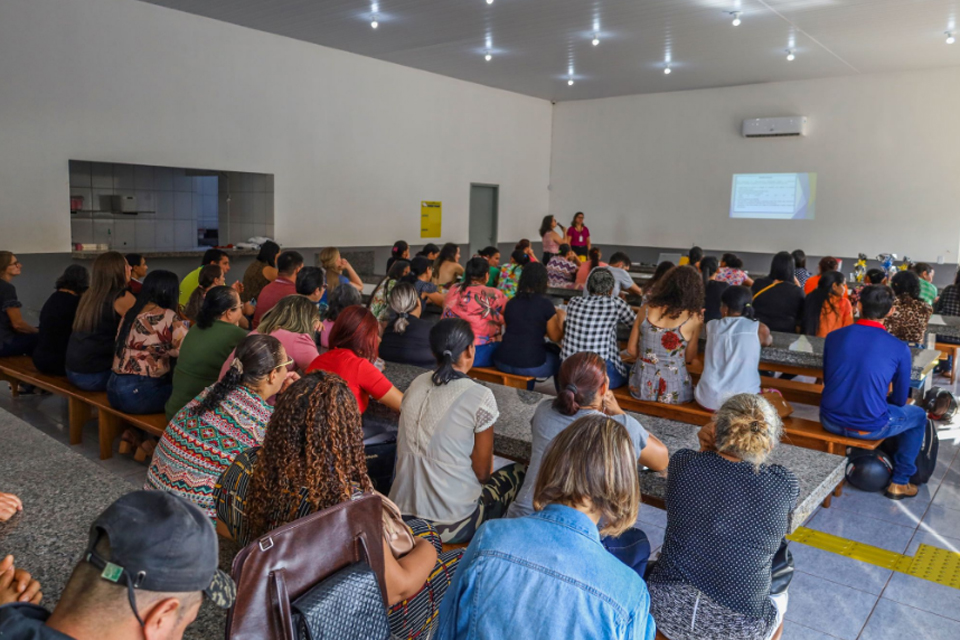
[217,172,274,245]
[69,161,218,251]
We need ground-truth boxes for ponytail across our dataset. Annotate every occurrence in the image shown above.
[192,334,285,417]
[552,352,606,416]
[429,319,474,386]
[589,247,601,270]
[196,286,238,329]
[384,282,418,335]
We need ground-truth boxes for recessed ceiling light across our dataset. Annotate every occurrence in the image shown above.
[947,32,956,44]
[730,12,742,27]
[370,14,378,29]
[786,49,796,61]
[567,78,575,86]
[485,51,492,61]
[486,0,494,4]
[592,34,600,46]
[664,65,672,75]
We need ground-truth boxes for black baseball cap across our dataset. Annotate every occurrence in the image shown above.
[84,491,235,624]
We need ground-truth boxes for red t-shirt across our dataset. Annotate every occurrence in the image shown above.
[306,348,392,413]
[252,277,297,329]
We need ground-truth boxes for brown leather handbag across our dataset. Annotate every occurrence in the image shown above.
[225,493,387,640]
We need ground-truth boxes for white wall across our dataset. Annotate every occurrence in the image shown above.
[0,0,552,254]
[549,67,960,263]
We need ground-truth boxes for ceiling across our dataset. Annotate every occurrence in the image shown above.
[137,0,960,101]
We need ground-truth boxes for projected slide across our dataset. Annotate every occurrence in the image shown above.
[730,173,816,220]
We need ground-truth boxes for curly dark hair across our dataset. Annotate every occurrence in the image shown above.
[647,265,704,319]
[244,371,372,540]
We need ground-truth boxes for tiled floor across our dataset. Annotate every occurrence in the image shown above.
[2,374,960,639]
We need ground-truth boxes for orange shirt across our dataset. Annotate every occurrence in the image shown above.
[805,274,849,298]
[817,296,854,337]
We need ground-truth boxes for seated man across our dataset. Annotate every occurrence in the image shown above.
[913,262,938,306]
[820,285,927,500]
[0,491,234,639]
[581,251,643,300]
[252,250,304,329]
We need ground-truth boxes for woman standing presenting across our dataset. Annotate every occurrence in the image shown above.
[539,215,565,264]
[564,212,591,258]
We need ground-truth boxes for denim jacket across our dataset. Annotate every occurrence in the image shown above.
[435,504,657,640]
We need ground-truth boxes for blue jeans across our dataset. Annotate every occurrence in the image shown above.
[0,333,38,357]
[606,359,629,390]
[474,343,501,368]
[106,373,172,415]
[66,369,111,392]
[494,350,561,390]
[602,527,650,578]
[822,404,927,485]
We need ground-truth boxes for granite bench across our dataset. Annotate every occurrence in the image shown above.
[0,356,167,459]
[376,362,846,530]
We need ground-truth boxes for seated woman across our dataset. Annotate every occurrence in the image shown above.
[441,257,507,367]
[494,263,564,383]
[295,265,325,308]
[220,294,321,378]
[215,371,461,639]
[751,252,805,334]
[514,238,539,263]
[496,249,531,299]
[575,247,607,288]
[793,249,812,287]
[802,271,853,337]
[32,265,89,376]
[386,240,410,272]
[240,240,280,304]
[108,270,187,419]
[628,265,703,405]
[380,283,434,368]
[319,246,364,305]
[390,319,525,544]
[319,283,362,349]
[717,253,754,287]
[307,305,404,437]
[65,252,137,391]
[0,251,39,358]
[562,268,636,389]
[885,270,932,344]
[695,286,773,412]
[435,415,657,640]
[508,352,668,568]
[540,215,566,264]
[433,243,464,288]
[165,286,247,419]
[648,394,799,640]
[404,256,445,310]
[803,256,840,294]
[369,259,411,320]
[148,334,288,518]
[182,264,224,323]
[935,269,960,341]
[700,257,729,323]
[545,243,579,288]
[477,246,501,287]
[641,259,676,306]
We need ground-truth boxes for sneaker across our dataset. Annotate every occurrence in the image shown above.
[884,482,919,500]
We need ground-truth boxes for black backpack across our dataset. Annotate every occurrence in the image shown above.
[880,418,939,485]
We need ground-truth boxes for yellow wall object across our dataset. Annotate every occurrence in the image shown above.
[421,201,442,238]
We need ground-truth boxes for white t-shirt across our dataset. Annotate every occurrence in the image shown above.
[582,266,635,298]
[389,372,499,524]
[695,316,762,411]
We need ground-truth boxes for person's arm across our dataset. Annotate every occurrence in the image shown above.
[546,310,564,343]
[626,306,646,358]
[0,556,42,606]
[374,386,403,412]
[237,316,250,330]
[743,275,755,287]
[425,290,445,307]
[382,537,438,606]
[639,434,669,472]
[758,322,773,347]
[470,426,495,483]
[3,307,37,334]
[262,265,278,282]
[342,260,364,291]
[683,316,702,364]
[625,283,644,298]
[0,492,23,521]
[114,291,136,318]
[888,346,912,407]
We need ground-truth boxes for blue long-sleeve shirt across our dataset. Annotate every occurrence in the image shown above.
[820,320,912,431]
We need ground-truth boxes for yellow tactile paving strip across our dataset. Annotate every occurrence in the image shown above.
[787,526,960,589]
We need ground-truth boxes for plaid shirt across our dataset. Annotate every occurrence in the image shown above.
[936,285,960,316]
[561,295,637,376]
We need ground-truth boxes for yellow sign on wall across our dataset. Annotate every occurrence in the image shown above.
[421,201,442,238]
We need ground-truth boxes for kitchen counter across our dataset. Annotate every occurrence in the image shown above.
[70,248,260,259]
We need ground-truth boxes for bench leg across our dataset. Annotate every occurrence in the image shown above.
[834,481,844,498]
[68,398,91,445]
[0,373,20,398]
[97,409,122,460]
[822,493,832,508]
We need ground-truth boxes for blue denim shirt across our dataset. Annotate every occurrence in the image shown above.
[435,504,657,640]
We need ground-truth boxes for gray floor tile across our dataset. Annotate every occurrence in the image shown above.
[784,571,877,640]
[637,505,666,529]
[808,505,916,554]
[930,461,960,511]
[789,542,892,596]
[917,503,960,539]
[828,485,932,529]
[881,532,960,622]
[781,620,841,640]
[860,598,960,638]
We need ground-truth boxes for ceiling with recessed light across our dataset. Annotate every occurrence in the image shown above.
[137,0,960,101]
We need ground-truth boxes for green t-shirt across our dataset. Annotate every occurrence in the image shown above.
[486,266,499,288]
[165,320,249,419]
[918,278,938,306]
[179,266,204,307]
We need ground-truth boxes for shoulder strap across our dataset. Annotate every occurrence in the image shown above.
[753,281,780,300]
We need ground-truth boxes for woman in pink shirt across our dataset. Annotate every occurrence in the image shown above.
[575,247,608,288]
[539,215,566,264]
[565,211,591,257]
[441,257,507,367]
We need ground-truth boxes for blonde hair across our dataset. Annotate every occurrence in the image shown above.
[533,414,640,537]
[320,247,342,295]
[257,294,321,336]
[714,394,783,468]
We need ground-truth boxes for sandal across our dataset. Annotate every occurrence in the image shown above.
[118,428,143,455]
[134,437,157,463]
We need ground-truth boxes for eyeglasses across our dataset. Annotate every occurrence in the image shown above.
[274,359,294,371]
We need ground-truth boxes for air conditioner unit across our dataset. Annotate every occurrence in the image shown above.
[742,117,807,138]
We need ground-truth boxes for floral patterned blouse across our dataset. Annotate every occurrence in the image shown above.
[112,308,187,377]
[442,284,507,345]
[497,264,524,299]
[884,294,932,344]
[716,267,748,286]
[369,278,399,321]
[629,317,694,404]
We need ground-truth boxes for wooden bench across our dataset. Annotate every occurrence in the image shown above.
[468,367,537,390]
[0,356,167,460]
[935,342,959,380]
[687,360,824,405]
